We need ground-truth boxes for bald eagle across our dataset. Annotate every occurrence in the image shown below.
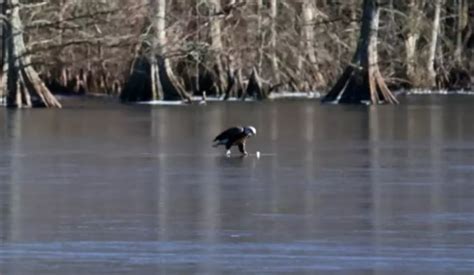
[213,126,257,156]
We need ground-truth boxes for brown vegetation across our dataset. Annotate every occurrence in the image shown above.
[0,0,472,107]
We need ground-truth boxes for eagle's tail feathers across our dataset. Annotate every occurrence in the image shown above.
[212,139,228,148]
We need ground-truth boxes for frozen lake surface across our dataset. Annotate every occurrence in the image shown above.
[1,95,474,274]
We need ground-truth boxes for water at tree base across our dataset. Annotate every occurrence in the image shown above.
[1,95,474,274]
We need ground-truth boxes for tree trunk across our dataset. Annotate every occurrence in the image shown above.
[349,0,359,49]
[241,0,271,100]
[426,0,442,88]
[208,0,227,97]
[45,0,71,94]
[221,0,245,100]
[241,67,267,100]
[301,0,325,90]
[256,0,264,74]
[269,0,280,85]
[321,0,398,104]
[405,0,422,86]
[466,0,473,88]
[121,0,191,102]
[0,0,61,108]
[454,0,466,63]
[454,0,467,65]
[0,0,6,104]
[153,0,190,101]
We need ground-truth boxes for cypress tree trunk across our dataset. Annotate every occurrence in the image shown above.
[243,67,266,100]
[121,0,191,102]
[301,0,325,90]
[426,0,442,88]
[240,1,269,100]
[349,0,359,49]
[447,0,471,89]
[269,0,280,85]
[0,0,61,108]
[405,0,422,86]
[208,0,227,97]
[321,0,398,104]
[467,0,473,88]
[454,0,467,65]
[222,0,245,100]
[256,0,264,74]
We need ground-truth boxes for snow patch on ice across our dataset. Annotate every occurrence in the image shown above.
[406,89,474,95]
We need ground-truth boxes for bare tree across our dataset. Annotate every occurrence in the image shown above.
[256,0,264,74]
[405,0,422,86]
[349,0,360,49]
[302,0,325,90]
[121,0,191,102]
[1,0,469,105]
[426,0,442,88]
[269,0,280,85]
[454,0,468,65]
[322,0,398,104]
[0,0,61,108]
[240,1,270,100]
[207,0,227,96]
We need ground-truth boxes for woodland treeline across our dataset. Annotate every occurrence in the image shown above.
[0,0,472,107]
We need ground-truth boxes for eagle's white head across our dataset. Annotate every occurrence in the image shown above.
[244,126,257,136]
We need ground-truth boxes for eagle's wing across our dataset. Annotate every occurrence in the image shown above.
[213,126,244,141]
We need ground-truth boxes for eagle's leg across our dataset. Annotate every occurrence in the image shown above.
[225,143,232,157]
[238,142,248,156]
